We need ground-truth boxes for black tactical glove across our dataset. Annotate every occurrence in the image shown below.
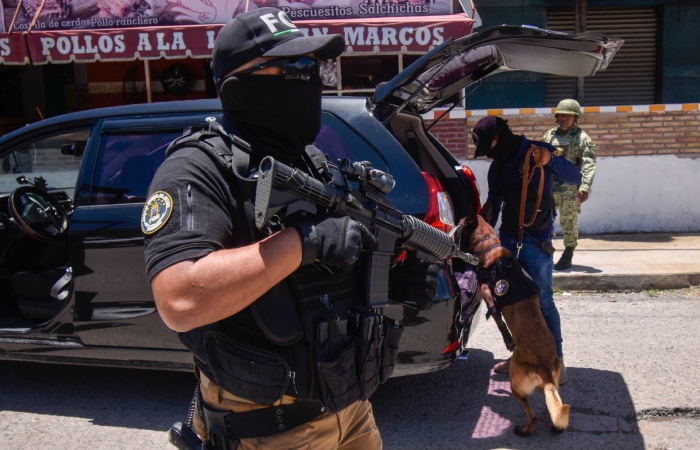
[389,256,440,310]
[294,215,377,272]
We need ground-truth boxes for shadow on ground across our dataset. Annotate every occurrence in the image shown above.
[0,361,195,431]
[1,350,646,449]
[582,234,700,243]
[372,349,645,450]
[554,264,603,274]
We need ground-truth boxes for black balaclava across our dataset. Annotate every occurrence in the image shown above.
[487,126,521,162]
[219,74,323,164]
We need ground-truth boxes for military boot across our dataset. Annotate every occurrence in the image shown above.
[554,247,574,270]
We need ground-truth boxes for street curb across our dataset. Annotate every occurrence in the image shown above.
[553,273,700,291]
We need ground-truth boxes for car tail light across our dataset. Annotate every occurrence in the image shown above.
[442,340,461,355]
[394,173,454,264]
[461,165,482,215]
[421,172,455,233]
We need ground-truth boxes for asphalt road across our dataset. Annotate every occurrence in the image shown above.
[1,287,699,450]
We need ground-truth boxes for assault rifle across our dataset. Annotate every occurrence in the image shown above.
[254,155,479,308]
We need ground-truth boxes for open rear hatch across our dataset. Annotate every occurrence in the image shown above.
[373,25,623,117]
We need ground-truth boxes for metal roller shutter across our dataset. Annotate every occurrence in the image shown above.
[546,8,658,106]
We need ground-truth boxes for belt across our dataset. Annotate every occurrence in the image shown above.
[195,367,325,449]
[197,386,325,450]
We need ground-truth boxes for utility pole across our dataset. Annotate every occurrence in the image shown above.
[573,0,586,103]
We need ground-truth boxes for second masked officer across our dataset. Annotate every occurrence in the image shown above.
[142,7,439,450]
[472,116,581,385]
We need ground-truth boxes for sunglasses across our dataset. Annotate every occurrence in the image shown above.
[217,57,319,88]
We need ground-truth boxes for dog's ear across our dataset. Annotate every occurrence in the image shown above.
[458,211,479,241]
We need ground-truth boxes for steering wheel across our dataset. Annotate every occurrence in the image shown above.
[8,186,69,242]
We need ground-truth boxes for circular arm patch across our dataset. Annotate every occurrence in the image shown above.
[142,191,173,235]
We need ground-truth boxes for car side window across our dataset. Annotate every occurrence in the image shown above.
[91,131,181,205]
[315,113,388,172]
[0,129,89,196]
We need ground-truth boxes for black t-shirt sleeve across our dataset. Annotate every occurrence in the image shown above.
[143,147,236,281]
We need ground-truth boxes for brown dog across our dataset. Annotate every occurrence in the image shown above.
[461,214,570,436]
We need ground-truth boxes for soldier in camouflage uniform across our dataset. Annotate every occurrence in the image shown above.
[542,99,597,270]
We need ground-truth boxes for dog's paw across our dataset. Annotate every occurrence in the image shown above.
[550,425,566,434]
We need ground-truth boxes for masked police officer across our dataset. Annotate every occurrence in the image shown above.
[472,116,581,385]
[143,8,438,450]
[542,100,597,270]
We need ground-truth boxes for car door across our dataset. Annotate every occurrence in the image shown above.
[68,113,222,351]
[0,126,90,338]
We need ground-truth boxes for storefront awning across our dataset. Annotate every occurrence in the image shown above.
[0,32,29,64]
[2,14,473,65]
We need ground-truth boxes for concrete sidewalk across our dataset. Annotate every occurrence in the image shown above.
[551,233,700,291]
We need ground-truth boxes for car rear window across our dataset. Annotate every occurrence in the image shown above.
[316,113,387,172]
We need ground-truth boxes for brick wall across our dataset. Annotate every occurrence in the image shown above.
[426,118,468,160]
[428,106,700,160]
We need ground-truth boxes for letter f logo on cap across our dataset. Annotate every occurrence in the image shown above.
[259,11,299,35]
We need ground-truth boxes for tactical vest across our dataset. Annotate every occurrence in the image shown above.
[477,255,540,310]
[164,120,401,413]
[547,128,582,167]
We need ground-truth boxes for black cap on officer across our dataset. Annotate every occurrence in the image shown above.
[211,7,345,81]
[472,116,509,158]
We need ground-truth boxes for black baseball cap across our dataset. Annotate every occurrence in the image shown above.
[211,7,345,80]
[472,116,509,158]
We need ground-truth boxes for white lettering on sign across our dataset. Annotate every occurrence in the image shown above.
[366,27,380,46]
[415,28,430,46]
[137,33,152,51]
[399,27,413,45]
[114,35,125,53]
[98,35,113,53]
[344,27,365,46]
[432,27,444,45]
[382,28,397,46]
[71,36,85,54]
[40,37,55,55]
[207,30,216,49]
[157,33,170,50]
[41,34,126,56]
[310,27,329,37]
[342,26,444,48]
[157,32,186,51]
[0,38,11,56]
[57,37,71,54]
[84,36,99,53]
[172,32,186,50]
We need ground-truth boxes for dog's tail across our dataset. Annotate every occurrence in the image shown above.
[544,383,570,430]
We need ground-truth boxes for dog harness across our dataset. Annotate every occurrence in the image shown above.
[478,255,541,312]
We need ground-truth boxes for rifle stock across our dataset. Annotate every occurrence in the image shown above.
[254,156,478,308]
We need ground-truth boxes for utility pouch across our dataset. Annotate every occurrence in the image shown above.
[353,311,384,399]
[523,230,556,256]
[380,318,404,383]
[540,239,556,256]
[204,331,289,404]
[315,316,360,414]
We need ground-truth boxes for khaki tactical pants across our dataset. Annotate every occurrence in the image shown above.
[553,184,581,249]
[194,369,382,450]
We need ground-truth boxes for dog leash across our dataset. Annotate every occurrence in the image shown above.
[517,145,546,258]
